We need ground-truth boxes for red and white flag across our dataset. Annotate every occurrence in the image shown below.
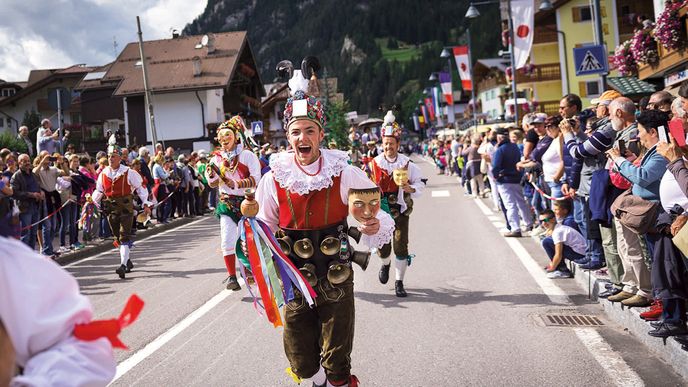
[452,46,472,91]
[511,0,535,69]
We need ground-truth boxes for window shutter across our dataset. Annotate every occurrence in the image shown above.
[603,24,609,35]
[601,6,607,18]
[572,7,581,22]
[578,81,587,97]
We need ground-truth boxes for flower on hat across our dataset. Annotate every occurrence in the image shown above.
[283,90,326,128]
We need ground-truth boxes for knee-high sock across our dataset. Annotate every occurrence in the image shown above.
[394,256,408,281]
[120,245,130,266]
[306,365,326,386]
[223,254,236,276]
[380,256,391,266]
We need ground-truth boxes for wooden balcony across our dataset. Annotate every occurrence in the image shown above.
[638,7,688,80]
[533,26,558,44]
[515,63,561,84]
[477,77,505,93]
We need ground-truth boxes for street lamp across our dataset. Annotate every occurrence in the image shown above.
[466,0,520,125]
[428,73,438,82]
[539,0,553,11]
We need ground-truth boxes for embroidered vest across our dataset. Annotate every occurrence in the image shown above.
[370,159,400,193]
[275,175,348,230]
[102,170,132,198]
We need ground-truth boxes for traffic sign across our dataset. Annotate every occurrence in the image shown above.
[251,121,263,135]
[573,45,608,76]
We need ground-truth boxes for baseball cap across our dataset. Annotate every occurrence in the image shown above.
[531,115,546,124]
[590,90,622,106]
[495,127,509,136]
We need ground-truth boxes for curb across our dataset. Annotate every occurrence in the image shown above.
[570,260,688,380]
[54,215,210,266]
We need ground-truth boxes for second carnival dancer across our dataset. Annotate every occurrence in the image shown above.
[92,144,152,279]
[206,116,262,290]
[255,63,394,387]
[368,110,425,297]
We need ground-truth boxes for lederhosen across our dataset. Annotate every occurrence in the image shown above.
[101,170,134,244]
[370,159,413,258]
[214,157,250,223]
[275,175,356,381]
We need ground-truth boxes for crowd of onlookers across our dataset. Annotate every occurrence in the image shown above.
[428,83,688,343]
[0,120,239,260]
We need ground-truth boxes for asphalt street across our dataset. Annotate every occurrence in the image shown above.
[64,156,685,386]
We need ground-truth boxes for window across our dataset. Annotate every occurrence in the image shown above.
[216,108,222,122]
[1,88,15,97]
[578,80,602,97]
[0,118,4,127]
[573,6,592,22]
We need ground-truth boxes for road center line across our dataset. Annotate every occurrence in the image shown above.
[472,197,644,386]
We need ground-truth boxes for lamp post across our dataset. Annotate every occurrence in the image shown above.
[466,0,519,125]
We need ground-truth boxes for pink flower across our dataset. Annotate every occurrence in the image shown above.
[654,0,687,51]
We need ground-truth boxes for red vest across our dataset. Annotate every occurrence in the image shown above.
[102,170,132,198]
[370,160,398,193]
[275,176,348,230]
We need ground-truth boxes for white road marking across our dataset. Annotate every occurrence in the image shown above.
[431,190,450,197]
[471,197,645,387]
[64,217,209,268]
[573,328,644,387]
[112,287,236,382]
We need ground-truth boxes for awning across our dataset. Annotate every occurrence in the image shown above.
[607,76,656,97]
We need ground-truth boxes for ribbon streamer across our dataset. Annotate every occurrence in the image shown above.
[73,294,144,349]
[528,181,571,202]
[20,198,75,231]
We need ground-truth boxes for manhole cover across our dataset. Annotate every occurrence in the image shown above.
[540,314,604,327]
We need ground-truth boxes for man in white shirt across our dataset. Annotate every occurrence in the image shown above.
[92,144,152,279]
[539,209,586,279]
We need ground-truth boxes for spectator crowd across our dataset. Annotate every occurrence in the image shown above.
[425,83,688,344]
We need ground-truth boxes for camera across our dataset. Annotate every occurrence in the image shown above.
[48,156,57,162]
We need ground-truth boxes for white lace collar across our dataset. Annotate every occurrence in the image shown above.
[270,149,350,195]
[374,153,410,173]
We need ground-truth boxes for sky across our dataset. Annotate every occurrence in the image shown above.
[1,0,208,82]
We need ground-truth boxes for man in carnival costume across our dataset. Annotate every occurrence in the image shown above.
[368,110,425,297]
[255,61,394,387]
[92,144,152,279]
[206,116,262,290]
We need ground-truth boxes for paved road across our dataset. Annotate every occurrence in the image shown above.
[64,156,684,386]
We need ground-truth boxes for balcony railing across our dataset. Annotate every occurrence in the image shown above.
[533,26,558,44]
[538,100,560,116]
[477,77,505,93]
[515,63,561,84]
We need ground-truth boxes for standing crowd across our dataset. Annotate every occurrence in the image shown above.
[429,83,688,344]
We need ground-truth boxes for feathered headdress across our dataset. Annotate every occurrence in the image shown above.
[278,57,326,129]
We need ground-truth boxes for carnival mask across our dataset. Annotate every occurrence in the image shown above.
[348,188,381,223]
[217,128,237,151]
[393,168,409,186]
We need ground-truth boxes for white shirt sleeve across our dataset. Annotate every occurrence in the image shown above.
[255,171,280,233]
[340,166,394,249]
[126,169,151,206]
[91,170,105,206]
[407,162,424,199]
[0,237,116,386]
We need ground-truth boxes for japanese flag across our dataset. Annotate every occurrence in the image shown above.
[511,0,535,69]
[452,46,472,91]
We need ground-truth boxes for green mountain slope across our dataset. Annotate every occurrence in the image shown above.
[184,0,500,118]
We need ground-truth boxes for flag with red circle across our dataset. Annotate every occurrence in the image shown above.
[452,46,472,91]
[511,0,535,69]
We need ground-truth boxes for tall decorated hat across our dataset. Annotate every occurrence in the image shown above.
[277,57,326,129]
[381,110,401,140]
[217,115,248,146]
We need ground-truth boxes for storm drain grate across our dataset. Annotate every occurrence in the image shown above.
[541,314,604,327]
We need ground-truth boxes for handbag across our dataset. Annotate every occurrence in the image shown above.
[672,221,688,257]
[610,189,659,234]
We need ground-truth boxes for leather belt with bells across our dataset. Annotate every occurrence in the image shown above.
[278,222,351,281]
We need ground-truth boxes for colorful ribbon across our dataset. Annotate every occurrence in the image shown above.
[20,198,75,231]
[528,181,571,202]
[73,294,144,349]
[236,216,317,328]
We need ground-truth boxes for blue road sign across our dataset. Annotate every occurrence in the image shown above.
[251,121,264,135]
[573,45,608,76]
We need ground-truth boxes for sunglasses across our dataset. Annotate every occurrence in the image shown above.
[539,217,554,223]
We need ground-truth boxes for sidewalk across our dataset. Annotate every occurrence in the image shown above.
[53,215,212,266]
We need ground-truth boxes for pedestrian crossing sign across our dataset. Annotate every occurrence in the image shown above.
[573,45,608,76]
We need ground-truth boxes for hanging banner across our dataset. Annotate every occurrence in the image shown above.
[424,98,435,121]
[432,87,441,119]
[413,113,420,131]
[420,104,429,126]
[511,0,535,69]
[439,71,453,105]
[452,46,472,91]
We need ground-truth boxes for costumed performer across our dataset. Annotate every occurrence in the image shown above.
[206,116,262,290]
[92,144,152,279]
[368,110,425,297]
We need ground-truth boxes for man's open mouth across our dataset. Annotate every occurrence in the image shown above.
[297,145,312,156]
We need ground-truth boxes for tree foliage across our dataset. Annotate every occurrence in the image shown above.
[324,100,350,149]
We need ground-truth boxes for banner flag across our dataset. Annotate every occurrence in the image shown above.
[453,46,473,91]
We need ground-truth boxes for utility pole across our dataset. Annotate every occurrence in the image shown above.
[506,0,519,125]
[136,16,160,148]
[592,0,607,89]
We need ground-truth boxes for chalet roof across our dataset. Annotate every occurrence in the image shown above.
[476,59,509,73]
[102,31,261,97]
[0,65,91,106]
[75,63,115,91]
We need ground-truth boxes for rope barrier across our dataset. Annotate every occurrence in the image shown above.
[20,199,75,231]
[528,181,574,202]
